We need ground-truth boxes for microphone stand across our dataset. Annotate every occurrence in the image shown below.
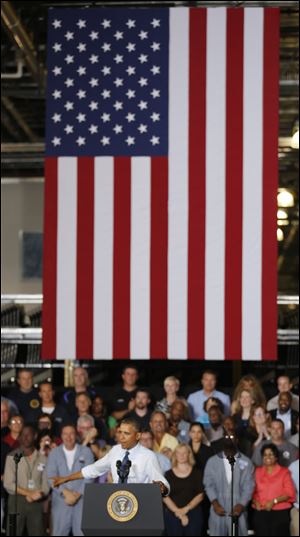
[8,452,23,537]
[226,454,238,537]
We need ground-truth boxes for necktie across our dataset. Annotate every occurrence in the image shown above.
[118,450,130,483]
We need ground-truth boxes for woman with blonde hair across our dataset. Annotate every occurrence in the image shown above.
[155,376,189,420]
[163,443,204,536]
[231,375,266,414]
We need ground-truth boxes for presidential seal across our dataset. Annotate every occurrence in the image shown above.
[107,490,138,522]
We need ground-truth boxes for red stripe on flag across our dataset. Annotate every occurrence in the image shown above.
[150,157,168,359]
[76,157,94,359]
[188,8,206,359]
[262,9,279,360]
[224,9,244,359]
[42,157,58,360]
[113,157,131,358]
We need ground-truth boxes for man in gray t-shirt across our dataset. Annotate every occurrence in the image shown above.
[252,419,299,467]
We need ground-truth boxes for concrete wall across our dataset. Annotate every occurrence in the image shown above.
[1,179,44,294]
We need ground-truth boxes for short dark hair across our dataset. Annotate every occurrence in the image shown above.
[189,422,205,433]
[61,423,77,433]
[278,391,292,404]
[202,369,218,379]
[272,418,285,430]
[261,443,279,460]
[17,368,33,377]
[120,417,141,432]
[122,365,139,374]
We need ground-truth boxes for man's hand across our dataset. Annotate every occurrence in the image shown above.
[212,500,226,516]
[25,490,43,503]
[62,489,81,506]
[153,481,168,496]
[50,476,67,488]
[128,398,136,412]
[82,427,98,446]
[232,504,244,517]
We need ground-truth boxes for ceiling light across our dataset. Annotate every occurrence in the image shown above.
[277,219,289,226]
[291,119,299,149]
[277,228,284,242]
[277,209,288,219]
[277,189,294,208]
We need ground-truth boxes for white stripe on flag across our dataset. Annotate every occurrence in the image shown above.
[168,8,189,360]
[130,157,151,359]
[205,8,227,360]
[56,157,77,359]
[242,9,264,360]
[93,157,114,359]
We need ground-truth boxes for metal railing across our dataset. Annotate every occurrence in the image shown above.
[1,294,299,345]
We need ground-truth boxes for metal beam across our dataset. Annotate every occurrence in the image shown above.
[1,1,46,91]
[1,96,38,142]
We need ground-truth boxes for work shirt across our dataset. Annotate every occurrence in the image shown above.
[4,449,49,496]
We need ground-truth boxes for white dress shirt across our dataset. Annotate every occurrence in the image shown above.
[81,442,170,491]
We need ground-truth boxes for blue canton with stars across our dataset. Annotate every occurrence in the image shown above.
[46,8,169,156]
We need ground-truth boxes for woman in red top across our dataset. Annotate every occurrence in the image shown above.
[252,443,296,536]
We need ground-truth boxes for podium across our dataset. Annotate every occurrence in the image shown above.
[81,483,165,536]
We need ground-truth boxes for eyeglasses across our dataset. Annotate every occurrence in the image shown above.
[10,419,23,425]
[254,412,265,417]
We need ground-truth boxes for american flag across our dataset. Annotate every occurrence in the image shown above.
[42,7,279,361]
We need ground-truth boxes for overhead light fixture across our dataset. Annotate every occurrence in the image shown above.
[277,228,284,242]
[277,219,289,226]
[291,119,299,149]
[277,188,294,208]
[277,209,288,219]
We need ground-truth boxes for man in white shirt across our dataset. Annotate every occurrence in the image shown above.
[47,424,94,536]
[50,418,169,496]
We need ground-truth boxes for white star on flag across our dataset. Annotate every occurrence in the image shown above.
[64,124,73,134]
[113,124,123,134]
[52,66,62,76]
[100,136,110,145]
[150,135,160,145]
[76,113,86,122]
[52,113,61,123]
[53,43,62,52]
[52,19,61,29]
[76,136,86,146]
[52,90,61,99]
[89,124,98,134]
[101,19,111,29]
[51,136,61,145]
[64,101,74,111]
[126,19,136,29]
[126,136,135,145]
[77,19,86,29]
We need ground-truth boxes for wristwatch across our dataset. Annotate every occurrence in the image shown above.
[273,498,278,505]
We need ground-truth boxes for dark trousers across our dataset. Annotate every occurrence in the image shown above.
[7,495,45,536]
[252,509,291,536]
[164,505,203,537]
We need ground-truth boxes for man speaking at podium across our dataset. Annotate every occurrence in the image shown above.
[50,418,169,496]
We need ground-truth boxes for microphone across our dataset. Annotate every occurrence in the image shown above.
[13,451,24,464]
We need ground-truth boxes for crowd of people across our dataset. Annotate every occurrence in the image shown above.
[1,366,299,536]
